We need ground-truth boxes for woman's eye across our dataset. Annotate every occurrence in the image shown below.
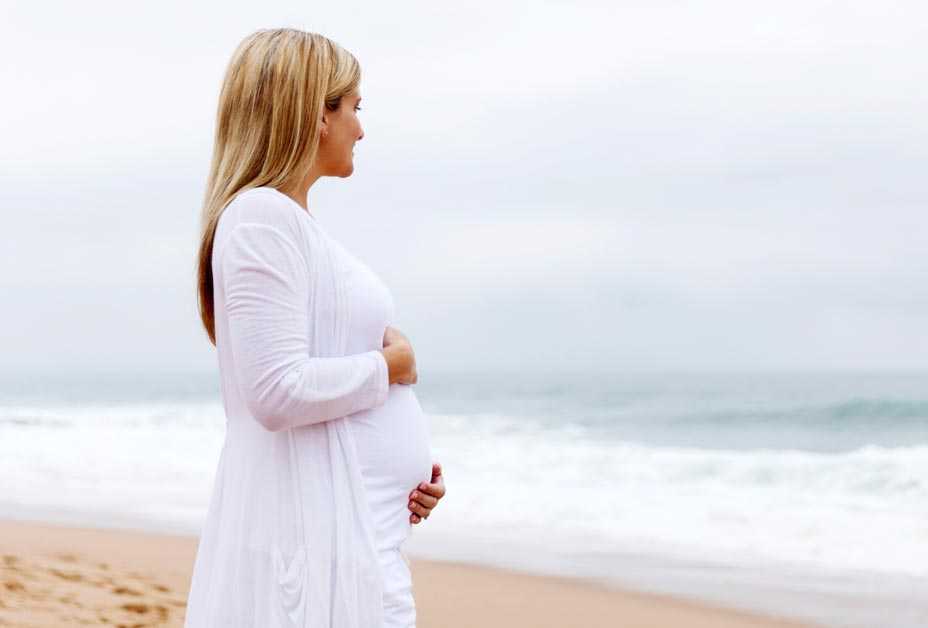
[355,106,362,112]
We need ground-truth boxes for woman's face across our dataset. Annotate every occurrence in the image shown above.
[318,90,364,178]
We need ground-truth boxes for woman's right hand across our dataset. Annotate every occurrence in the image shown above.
[382,326,417,385]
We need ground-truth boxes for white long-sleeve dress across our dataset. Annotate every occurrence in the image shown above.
[183,186,433,628]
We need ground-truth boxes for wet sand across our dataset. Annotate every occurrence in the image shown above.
[0,518,820,627]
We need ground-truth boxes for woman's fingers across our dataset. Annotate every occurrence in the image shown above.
[408,489,438,509]
[407,499,431,519]
[408,461,445,525]
[417,475,445,500]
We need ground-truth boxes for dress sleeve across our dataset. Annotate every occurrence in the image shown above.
[219,221,390,432]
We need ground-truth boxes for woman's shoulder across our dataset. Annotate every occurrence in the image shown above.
[218,186,320,247]
[224,187,306,229]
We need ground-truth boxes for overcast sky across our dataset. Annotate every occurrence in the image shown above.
[0,1,925,375]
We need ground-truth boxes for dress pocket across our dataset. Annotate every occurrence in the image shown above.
[271,543,310,626]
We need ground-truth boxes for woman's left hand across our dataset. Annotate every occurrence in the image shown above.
[408,462,445,524]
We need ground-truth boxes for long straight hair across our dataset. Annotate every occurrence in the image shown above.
[196,28,361,345]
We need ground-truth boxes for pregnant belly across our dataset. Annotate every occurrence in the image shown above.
[347,384,433,549]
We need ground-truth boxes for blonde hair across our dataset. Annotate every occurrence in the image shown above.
[196,28,361,345]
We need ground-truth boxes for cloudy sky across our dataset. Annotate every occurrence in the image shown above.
[0,1,925,375]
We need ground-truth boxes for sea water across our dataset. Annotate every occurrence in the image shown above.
[1,368,925,627]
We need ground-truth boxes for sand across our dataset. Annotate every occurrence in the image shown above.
[0,518,820,627]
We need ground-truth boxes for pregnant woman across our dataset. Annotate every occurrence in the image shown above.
[185,28,446,627]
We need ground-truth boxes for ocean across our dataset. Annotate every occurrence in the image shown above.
[1,368,925,627]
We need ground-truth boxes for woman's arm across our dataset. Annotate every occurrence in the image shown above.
[220,221,390,432]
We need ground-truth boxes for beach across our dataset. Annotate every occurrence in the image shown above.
[0,518,818,628]
[2,369,926,627]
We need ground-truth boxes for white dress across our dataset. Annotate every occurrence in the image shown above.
[184,186,433,628]
[331,224,434,627]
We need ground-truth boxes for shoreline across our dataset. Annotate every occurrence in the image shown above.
[0,517,820,628]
